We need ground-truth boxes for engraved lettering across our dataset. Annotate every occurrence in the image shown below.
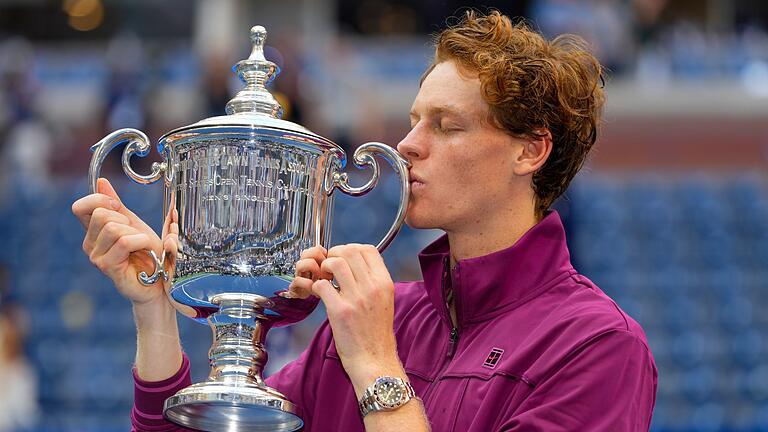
[175,150,314,206]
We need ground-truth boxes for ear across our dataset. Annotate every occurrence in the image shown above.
[512,129,552,176]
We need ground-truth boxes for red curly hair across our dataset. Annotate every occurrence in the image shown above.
[424,10,605,217]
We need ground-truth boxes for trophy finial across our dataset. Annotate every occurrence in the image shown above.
[226,25,284,118]
[251,26,266,43]
[248,26,268,62]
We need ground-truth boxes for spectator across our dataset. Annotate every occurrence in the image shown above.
[0,303,39,432]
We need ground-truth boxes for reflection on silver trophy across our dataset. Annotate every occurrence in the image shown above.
[87,25,410,432]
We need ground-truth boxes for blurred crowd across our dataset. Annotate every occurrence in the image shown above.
[0,0,766,194]
[1,0,767,431]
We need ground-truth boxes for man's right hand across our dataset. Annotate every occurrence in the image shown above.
[73,177,183,383]
[71,177,175,308]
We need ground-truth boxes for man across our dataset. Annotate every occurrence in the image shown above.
[73,10,657,431]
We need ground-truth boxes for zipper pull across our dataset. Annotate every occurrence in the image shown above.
[447,327,459,358]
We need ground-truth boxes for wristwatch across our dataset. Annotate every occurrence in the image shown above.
[358,376,416,417]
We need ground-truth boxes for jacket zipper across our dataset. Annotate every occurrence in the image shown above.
[446,260,461,357]
[447,327,459,357]
[421,257,460,406]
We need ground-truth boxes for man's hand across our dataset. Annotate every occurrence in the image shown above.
[306,244,404,396]
[72,177,182,382]
[71,177,177,308]
[290,244,430,431]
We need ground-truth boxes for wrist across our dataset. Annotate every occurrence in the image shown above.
[133,297,175,326]
[358,376,418,419]
[133,298,183,382]
[133,297,180,345]
[347,357,408,399]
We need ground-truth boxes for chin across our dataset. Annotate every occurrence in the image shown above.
[404,212,440,230]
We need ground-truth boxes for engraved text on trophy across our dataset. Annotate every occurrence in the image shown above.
[172,140,320,277]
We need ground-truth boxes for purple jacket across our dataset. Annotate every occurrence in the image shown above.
[132,212,657,431]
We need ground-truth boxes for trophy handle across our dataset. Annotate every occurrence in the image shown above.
[88,128,168,286]
[332,142,410,252]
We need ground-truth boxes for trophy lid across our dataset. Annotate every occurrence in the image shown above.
[160,26,335,147]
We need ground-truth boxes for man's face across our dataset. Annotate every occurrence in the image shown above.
[397,60,525,232]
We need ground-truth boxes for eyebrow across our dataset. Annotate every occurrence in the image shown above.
[409,104,466,119]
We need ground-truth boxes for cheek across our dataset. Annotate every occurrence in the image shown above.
[443,159,515,211]
[443,151,505,191]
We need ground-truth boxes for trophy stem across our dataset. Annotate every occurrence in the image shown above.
[208,293,270,387]
[164,292,303,432]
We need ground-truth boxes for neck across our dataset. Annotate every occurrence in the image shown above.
[446,204,539,266]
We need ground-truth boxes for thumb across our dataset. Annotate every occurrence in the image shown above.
[311,279,342,311]
[96,177,143,223]
[96,177,122,204]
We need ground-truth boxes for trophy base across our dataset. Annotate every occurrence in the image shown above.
[164,381,303,432]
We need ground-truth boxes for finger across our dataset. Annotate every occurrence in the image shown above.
[162,223,180,271]
[359,244,389,282]
[285,277,314,299]
[83,208,131,253]
[72,193,121,229]
[97,233,155,274]
[300,245,328,261]
[90,221,142,259]
[163,232,179,257]
[311,279,343,311]
[320,257,357,295]
[162,232,178,279]
[359,245,395,304]
[96,178,122,206]
[161,206,174,238]
[296,257,334,281]
[295,258,322,280]
[161,200,181,238]
[97,178,149,228]
[329,245,372,288]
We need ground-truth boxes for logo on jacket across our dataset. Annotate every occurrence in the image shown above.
[483,347,505,369]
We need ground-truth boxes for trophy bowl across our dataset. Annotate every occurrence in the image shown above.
[87,26,410,432]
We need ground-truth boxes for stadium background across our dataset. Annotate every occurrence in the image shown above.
[1,0,768,430]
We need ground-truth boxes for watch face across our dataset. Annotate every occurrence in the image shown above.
[374,377,405,408]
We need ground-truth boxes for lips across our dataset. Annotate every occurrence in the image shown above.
[409,172,425,190]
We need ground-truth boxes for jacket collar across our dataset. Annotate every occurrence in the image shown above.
[417,211,574,327]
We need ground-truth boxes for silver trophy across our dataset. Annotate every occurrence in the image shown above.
[87,26,410,431]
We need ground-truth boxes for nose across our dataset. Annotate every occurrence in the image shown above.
[396,126,426,162]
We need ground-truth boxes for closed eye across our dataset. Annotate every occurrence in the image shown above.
[438,120,464,133]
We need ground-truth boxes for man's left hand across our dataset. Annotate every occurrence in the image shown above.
[308,243,405,397]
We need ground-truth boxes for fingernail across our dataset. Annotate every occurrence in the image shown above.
[110,199,120,210]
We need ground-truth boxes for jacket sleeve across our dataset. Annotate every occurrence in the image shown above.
[131,353,194,432]
[265,320,335,429]
[499,330,658,432]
